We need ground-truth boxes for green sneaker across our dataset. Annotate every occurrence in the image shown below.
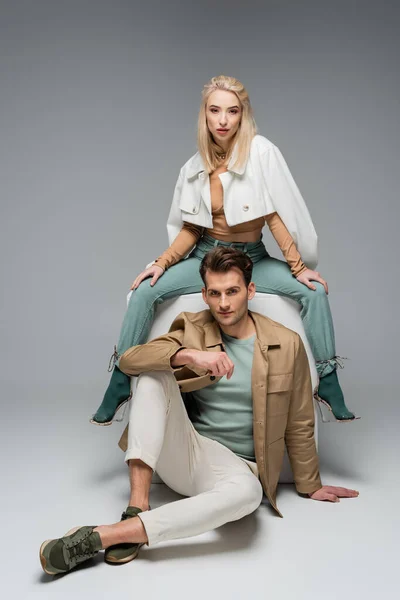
[104,506,147,565]
[39,526,102,575]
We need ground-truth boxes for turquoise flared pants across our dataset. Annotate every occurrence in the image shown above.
[116,234,336,377]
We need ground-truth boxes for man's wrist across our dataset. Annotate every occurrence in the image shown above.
[307,485,322,497]
[170,348,196,368]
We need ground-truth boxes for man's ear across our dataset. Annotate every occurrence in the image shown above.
[248,281,256,301]
[201,287,209,306]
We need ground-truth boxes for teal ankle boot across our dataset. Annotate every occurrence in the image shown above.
[316,369,356,421]
[90,366,131,425]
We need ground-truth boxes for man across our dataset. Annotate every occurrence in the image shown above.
[40,247,358,575]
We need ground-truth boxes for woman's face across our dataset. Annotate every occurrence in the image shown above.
[206,90,242,149]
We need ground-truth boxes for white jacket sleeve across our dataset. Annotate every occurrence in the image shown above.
[166,169,185,246]
[261,144,318,269]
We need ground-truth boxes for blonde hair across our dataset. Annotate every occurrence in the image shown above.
[197,75,258,173]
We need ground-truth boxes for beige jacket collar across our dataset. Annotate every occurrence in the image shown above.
[202,311,281,350]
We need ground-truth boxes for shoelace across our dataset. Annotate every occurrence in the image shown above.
[69,539,93,560]
[65,537,98,569]
[108,345,120,372]
[316,355,348,377]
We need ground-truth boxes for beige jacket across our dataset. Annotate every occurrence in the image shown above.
[118,310,322,517]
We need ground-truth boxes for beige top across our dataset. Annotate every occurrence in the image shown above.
[155,164,307,277]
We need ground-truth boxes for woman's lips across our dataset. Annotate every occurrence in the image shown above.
[217,129,229,134]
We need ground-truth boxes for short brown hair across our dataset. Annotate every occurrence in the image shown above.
[199,247,253,287]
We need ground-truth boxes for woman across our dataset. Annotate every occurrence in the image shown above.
[91,75,358,425]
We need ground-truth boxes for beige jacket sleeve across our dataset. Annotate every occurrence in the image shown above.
[265,212,307,277]
[154,222,204,271]
[285,335,322,495]
[118,312,191,376]
[119,331,184,375]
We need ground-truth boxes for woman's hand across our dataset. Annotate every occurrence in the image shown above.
[130,265,165,290]
[296,268,328,294]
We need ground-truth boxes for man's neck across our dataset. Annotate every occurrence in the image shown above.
[219,313,256,340]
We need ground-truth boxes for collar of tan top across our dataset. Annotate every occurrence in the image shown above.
[186,142,247,179]
[203,311,281,351]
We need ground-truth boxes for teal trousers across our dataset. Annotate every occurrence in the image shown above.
[116,234,336,377]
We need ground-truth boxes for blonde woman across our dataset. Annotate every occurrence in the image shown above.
[91,75,357,425]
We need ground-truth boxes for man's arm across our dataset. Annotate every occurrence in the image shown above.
[170,348,195,369]
[118,311,234,379]
[118,312,190,376]
[170,348,234,378]
[119,329,185,375]
[285,335,322,495]
[285,335,360,504]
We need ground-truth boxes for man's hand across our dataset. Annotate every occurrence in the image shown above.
[308,485,359,502]
[296,268,328,294]
[172,349,234,379]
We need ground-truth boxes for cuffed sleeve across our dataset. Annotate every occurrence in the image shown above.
[118,312,199,377]
[154,222,204,271]
[265,212,307,277]
[119,331,185,376]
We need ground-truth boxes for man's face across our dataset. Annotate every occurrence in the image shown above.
[201,268,255,328]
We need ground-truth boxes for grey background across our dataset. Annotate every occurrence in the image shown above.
[0,0,398,597]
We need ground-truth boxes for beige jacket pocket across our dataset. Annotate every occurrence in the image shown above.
[267,373,293,416]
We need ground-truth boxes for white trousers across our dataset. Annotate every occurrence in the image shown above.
[125,371,264,547]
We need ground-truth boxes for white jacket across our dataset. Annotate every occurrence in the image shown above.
[166,134,318,269]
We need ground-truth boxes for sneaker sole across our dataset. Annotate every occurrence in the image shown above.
[39,527,82,575]
[105,542,144,565]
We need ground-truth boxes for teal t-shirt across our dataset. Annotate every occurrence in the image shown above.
[188,331,256,461]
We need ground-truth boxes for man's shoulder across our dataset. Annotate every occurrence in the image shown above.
[168,309,214,331]
[250,311,300,345]
[168,309,301,342]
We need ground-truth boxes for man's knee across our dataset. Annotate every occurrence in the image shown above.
[242,475,263,512]
[224,473,263,516]
[136,371,178,401]
[135,370,173,394]
[137,370,175,387]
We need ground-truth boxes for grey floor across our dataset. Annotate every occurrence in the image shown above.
[2,379,397,600]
